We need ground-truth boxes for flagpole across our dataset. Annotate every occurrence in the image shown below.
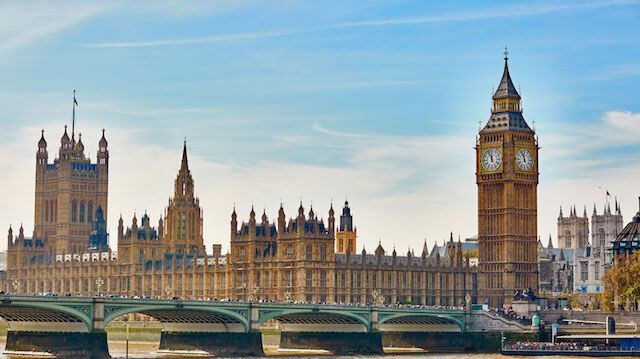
[72,90,76,145]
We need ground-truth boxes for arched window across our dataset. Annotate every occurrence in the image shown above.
[139,249,144,262]
[79,201,85,222]
[53,200,57,222]
[45,200,49,222]
[71,200,78,222]
[306,245,313,261]
[87,202,93,223]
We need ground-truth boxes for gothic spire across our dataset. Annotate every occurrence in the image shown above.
[181,139,189,172]
[492,47,521,100]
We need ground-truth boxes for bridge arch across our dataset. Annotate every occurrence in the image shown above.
[378,312,464,332]
[259,309,371,332]
[0,300,93,332]
[103,304,250,332]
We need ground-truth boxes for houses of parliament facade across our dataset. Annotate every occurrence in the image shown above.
[4,54,538,307]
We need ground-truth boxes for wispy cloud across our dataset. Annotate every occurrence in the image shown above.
[82,0,640,48]
[0,2,110,54]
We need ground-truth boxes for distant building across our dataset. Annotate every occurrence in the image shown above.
[538,236,574,294]
[572,202,623,293]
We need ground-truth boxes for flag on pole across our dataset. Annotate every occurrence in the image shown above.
[74,92,78,106]
[607,190,611,197]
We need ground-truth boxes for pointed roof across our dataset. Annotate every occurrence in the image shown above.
[547,234,554,249]
[492,50,520,100]
[480,49,533,135]
[612,197,640,246]
[38,129,47,148]
[180,140,189,172]
[99,128,108,147]
[61,125,70,143]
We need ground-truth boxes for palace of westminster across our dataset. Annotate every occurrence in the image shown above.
[4,55,636,307]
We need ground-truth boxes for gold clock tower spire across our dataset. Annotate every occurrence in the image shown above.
[476,50,539,306]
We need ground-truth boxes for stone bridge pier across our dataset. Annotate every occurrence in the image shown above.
[269,307,383,355]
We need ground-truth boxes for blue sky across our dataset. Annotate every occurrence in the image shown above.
[1,0,639,253]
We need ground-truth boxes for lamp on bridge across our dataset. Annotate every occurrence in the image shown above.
[95,277,104,297]
[164,286,173,299]
[11,279,20,294]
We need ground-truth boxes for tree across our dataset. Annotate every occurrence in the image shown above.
[602,252,640,312]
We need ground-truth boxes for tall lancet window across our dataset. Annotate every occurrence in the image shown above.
[79,201,85,222]
[71,200,78,222]
[87,202,93,223]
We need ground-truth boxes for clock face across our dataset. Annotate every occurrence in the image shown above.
[482,148,502,171]
[516,148,534,171]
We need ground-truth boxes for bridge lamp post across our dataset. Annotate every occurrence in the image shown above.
[11,279,20,294]
[164,286,173,299]
[241,282,247,301]
[95,277,104,297]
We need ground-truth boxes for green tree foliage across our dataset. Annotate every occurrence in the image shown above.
[602,252,640,312]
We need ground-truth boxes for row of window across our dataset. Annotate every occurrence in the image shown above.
[71,200,95,223]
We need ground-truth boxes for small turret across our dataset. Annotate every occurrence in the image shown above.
[97,129,109,167]
[36,129,48,165]
[375,241,384,257]
[59,125,71,160]
[277,204,285,233]
[231,207,238,235]
[559,206,563,219]
[328,203,335,234]
[7,226,13,246]
[158,216,164,239]
[18,224,24,240]
[118,215,124,241]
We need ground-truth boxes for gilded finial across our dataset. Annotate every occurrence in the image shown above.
[503,46,509,61]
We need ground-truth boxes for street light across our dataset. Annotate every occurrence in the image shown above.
[11,279,20,294]
[95,277,104,297]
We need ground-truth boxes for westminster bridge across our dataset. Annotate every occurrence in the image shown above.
[0,295,531,358]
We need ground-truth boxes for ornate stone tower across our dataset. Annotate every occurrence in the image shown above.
[163,142,205,255]
[477,51,539,306]
[591,201,624,249]
[336,200,356,254]
[557,205,589,249]
[33,126,109,253]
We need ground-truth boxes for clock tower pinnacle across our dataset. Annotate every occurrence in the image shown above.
[476,50,539,306]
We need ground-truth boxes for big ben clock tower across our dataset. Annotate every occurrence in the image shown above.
[477,50,539,306]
